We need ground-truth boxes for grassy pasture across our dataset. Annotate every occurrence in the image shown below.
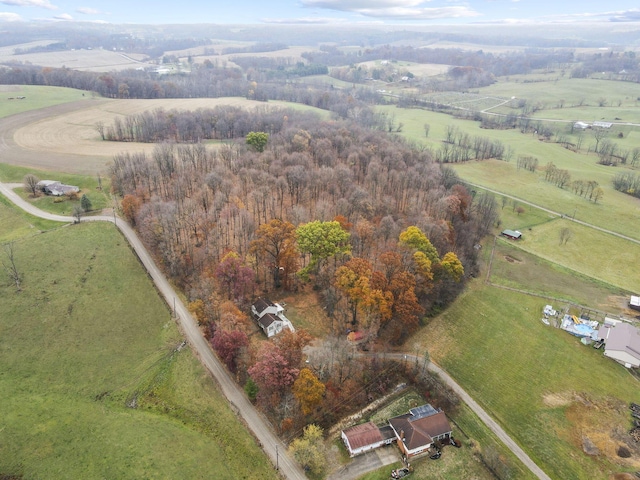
[0,49,150,72]
[0,220,277,479]
[380,103,640,241]
[412,281,640,480]
[509,218,640,293]
[0,193,60,242]
[478,78,640,113]
[488,238,630,313]
[0,85,89,119]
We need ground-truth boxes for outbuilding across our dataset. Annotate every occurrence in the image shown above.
[341,422,394,457]
[501,229,522,240]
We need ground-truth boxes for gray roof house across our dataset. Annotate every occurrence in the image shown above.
[37,180,80,196]
[598,322,640,368]
[251,299,295,338]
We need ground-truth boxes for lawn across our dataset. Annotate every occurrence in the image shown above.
[0,85,89,119]
[410,280,640,480]
[0,220,277,479]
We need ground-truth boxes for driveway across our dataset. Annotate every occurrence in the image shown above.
[327,445,399,480]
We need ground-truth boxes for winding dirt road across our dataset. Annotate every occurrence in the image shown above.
[0,182,307,480]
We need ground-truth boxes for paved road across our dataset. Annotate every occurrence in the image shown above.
[0,182,307,480]
[386,353,551,480]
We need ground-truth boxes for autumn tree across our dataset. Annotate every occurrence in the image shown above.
[23,174,40,197]
[293,368,325,415]
[248,342,299,405]
[297,220,350,279]
[399,226,439,264]
[246,131,269,152]
[275,329,313,369]
[211,329,248,373]
[334,257,374,326]
[289,424,327,476]
[250,218,298,289]
[214,251,255,302]
[121,194,142,225]
[440,252,464,282]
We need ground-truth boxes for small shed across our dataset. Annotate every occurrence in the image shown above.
[630,296,640,312]
[501,229,522,240]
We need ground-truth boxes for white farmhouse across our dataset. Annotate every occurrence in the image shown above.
[251,299,295,338]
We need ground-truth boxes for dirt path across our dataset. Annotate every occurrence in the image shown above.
[0,182,307,480]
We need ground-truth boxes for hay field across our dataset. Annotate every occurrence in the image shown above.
[12,97,314,159]
[0,48,152,72]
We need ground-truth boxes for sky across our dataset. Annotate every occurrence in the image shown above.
[0,0,639,25]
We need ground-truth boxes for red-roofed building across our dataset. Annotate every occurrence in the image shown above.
[341,422,395,457]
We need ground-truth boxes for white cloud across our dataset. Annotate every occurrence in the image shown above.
[0,11,23,21]
[302,0,425,10]
[52,12,72,20]
[1,0,56,10]
[301,0,479,19]
[76,6,101,15]
[262,16,348,24]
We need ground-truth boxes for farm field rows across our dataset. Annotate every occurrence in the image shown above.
[0,209,277,479]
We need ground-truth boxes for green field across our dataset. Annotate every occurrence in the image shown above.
[0,85,89,118]
[0,213,276,478]
[0,194,60,242]
[379,100,640,244]
[488,239,629,311]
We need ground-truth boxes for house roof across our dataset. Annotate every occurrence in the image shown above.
[501,229,522,238]
[630,296,640,308]
[603,322,640,360]
[342,422,384,451]
[258,312,281,329]
[252,298,273,315]
[389,408,451,451]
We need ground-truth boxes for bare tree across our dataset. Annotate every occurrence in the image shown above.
[73,205,84,223]
[559,227,573,245]
[23,174,40,197]
[2,242,22,292]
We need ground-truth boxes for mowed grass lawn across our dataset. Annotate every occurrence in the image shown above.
[0,217,276,479]
[411,281,640,480]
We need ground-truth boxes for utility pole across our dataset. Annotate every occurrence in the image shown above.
[276,444,279,471]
